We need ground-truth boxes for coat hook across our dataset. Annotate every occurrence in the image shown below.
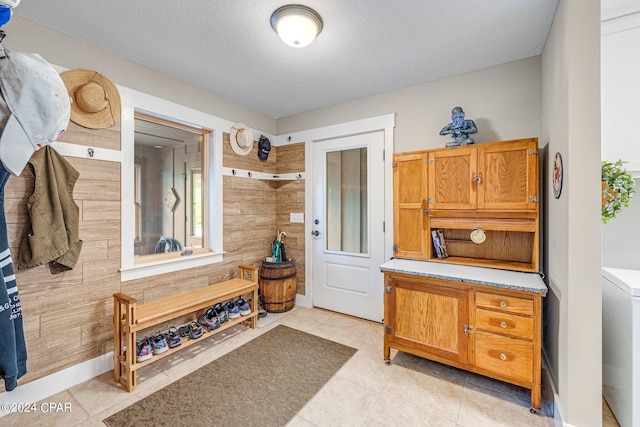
[232,169,237,176]
[248,171,253,178]
[87,147,94,158]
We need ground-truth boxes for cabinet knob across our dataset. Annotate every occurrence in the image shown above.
[500,321,507,328]
[500,353,507,361]
[500,301,507,308]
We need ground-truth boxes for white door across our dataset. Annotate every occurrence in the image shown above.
[312,131,385,322]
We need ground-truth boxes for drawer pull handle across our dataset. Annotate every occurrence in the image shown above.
[500,301,507,308]
[500,353,507,361]
[500,321,507,328]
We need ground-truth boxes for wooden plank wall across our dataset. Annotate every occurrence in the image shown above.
[275,142,306,294]
[3,120,306,389]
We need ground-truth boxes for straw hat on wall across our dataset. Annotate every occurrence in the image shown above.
[229,123,254,155]
[61,69,121,129]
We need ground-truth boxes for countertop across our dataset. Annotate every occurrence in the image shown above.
[380,258,548,294]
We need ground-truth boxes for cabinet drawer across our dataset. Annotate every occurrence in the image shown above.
[475,309,533,339]
[475,292,533,316]
[475,331,533,383]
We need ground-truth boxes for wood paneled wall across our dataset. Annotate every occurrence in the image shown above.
[275,143,306,294]
[2,122,306,390]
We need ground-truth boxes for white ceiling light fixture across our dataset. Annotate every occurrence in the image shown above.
[270,4,323,48]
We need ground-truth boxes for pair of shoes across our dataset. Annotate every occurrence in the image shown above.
[198,308,221,331]
[166,327,181,348]
[189,321,203,339]
[225,300,240,319]
[213,302,229,324]
[136,337,153,362]
[236,298,251,316]
[151,333,169,355]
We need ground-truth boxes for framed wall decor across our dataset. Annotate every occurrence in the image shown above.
[553,152,563,199]
[165,187,179,211]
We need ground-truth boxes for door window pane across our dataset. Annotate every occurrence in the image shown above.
[326,147,368,254]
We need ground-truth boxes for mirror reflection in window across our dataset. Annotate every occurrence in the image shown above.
[133,113,208,259]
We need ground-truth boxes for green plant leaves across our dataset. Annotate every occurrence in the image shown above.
[602,160,636,223]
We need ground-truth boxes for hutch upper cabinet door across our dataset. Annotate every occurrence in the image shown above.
[476,138,538,210]
[427,146,477,210]
[392,153,430,259]
[427,139,538,211]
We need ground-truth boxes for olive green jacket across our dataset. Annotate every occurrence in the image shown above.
[17,146,82,273]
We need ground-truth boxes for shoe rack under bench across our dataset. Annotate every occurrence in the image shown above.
[112,265,259,392]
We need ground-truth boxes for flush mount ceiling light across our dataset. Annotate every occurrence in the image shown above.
[270,4,323,48]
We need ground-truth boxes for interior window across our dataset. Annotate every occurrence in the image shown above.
[119,88,224,282]
[133,112,208,260]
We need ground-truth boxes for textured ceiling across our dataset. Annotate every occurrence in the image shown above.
[13,0,559,119]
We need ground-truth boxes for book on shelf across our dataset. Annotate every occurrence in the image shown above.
[436,229,448,258]
[431,229,448,259]
[431,230,442,258]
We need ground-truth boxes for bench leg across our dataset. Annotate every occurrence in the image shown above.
[250,287,258,329]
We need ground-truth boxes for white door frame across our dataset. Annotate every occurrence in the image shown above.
[274,114,395,309]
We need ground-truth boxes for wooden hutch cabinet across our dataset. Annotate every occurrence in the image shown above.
[386,138,546,413]
[392,138,540,272]
[382,260,546,413]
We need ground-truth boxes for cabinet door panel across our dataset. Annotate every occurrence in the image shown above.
[393,154,429,259]
[477,139,538,210]
[387,279,469,363]
[428,147,476,209]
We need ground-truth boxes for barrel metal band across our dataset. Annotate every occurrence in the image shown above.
[261,272,297,280]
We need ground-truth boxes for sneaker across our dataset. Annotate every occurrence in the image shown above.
[198,308,221,331]
[178,325,191,338]
[151,333,169,355]
[236,298,251,316]
[136,337,153,362]
[213,302,229,324]
[166,327,181,348]
[189,321,203,339]
[225,300,240,319]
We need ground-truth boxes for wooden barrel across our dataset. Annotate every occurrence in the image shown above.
[259,260,297,313]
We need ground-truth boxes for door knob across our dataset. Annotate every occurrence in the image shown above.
[311,230,320,236]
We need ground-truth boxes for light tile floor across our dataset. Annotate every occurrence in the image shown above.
[0,306,616,426]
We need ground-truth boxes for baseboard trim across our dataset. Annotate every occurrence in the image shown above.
[542,350,576,427]
[0,352,113,417]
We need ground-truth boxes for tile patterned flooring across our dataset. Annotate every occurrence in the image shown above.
[0,306,619,426]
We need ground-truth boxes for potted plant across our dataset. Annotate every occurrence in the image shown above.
[602,159,636,223]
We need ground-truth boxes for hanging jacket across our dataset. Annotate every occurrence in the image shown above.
[0,163,26,391]
[17,146,82,273]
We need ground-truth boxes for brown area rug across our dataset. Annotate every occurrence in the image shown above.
[104,325,357,427]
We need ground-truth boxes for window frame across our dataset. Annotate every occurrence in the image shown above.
[120,87,224,281]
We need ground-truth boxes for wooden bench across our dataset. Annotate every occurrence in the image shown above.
[113,265,259,391]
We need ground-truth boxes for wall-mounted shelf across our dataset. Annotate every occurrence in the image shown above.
[222,167,304,181]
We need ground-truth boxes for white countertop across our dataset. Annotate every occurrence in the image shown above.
[380,258,548,294]
[602,267,640,297]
